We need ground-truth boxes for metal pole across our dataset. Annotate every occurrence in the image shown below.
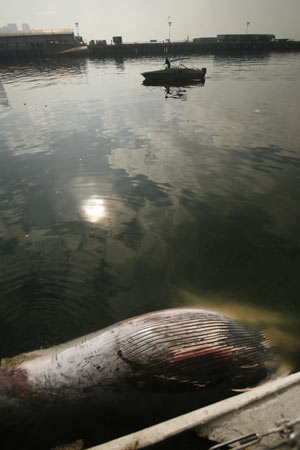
[75,22,79,38]
[168,16,172,42]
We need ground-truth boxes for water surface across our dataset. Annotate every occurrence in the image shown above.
[0,52,300,446]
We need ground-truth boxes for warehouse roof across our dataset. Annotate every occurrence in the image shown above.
[0,29,74,37]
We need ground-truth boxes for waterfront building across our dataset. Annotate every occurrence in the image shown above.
[21,23,30,31]
[217,34,275,42]
[113,36,122,45]
[0,23,18,32]
[193,37,217,43]
[0,29,79,49]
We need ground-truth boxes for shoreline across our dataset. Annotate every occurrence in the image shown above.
[0,40,300,61]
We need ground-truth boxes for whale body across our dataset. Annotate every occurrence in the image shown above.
[0,308,278,449]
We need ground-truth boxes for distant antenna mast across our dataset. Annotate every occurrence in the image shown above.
[75,22,79,38]
[245,21,250,34]
[168,16,172,42]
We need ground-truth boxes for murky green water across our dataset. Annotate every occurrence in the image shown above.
[0,52,300,447]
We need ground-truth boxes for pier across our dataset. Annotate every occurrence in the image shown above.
[88,40,300,58]
[0,39,300,61]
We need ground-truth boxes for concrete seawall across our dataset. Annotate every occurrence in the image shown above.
[0,40,300,61]
[0,45,87,61]
[88,40,300,58]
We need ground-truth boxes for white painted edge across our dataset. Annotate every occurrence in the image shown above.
[87,372,300,450]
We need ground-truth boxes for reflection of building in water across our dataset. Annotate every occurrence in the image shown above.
[0,29,81,49]
[114,57,125,71]
[0,82,9,107]
[213,52,271,68]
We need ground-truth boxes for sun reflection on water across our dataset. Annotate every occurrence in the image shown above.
[82,196,106,223]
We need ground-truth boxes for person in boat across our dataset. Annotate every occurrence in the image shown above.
[165,57,171,68]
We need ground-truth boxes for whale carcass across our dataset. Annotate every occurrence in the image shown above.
[0,308,279,449]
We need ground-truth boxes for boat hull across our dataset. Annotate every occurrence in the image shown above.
[141,67,207,81]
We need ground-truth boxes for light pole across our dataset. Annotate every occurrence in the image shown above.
[75,22,79,38]
[245,21,250,34]
[168,16,172,42]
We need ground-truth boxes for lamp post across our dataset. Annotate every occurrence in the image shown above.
[245,21,250,34]
[168,16,172,42]
[75,22,79,38]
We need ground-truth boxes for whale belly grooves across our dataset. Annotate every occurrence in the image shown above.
[112,308,276,391]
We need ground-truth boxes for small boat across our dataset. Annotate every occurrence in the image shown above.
[85,371,300,450]
[141,57,207,82]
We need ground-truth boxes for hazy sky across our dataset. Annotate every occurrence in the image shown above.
[1,0,300,43]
